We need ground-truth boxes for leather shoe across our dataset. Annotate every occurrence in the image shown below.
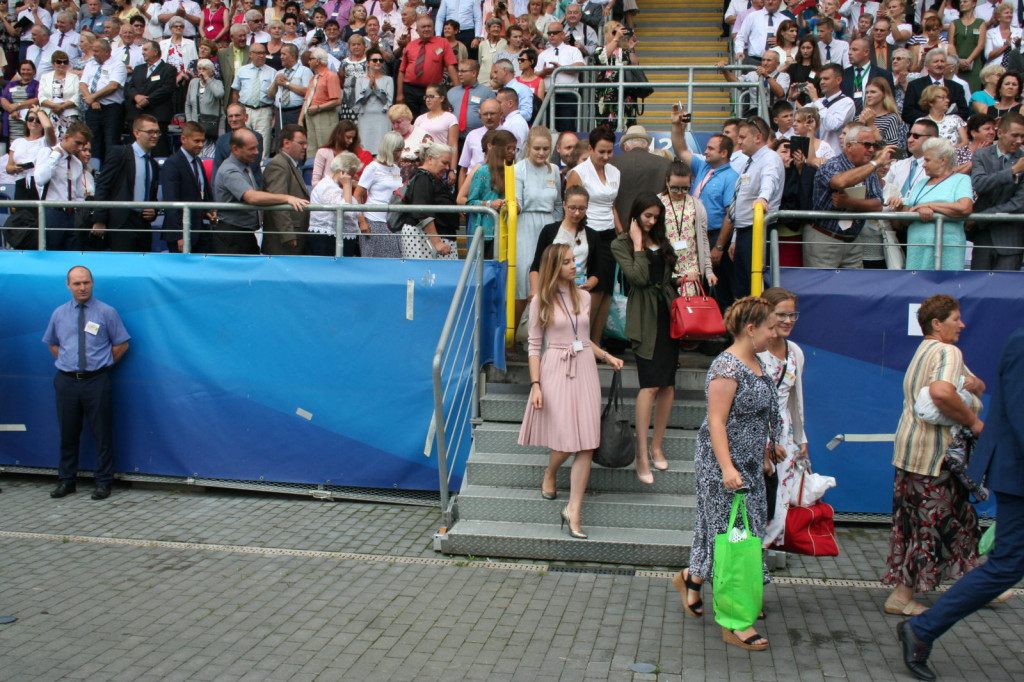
[50,482,77,498]
[91,485,111,500]
[897,620,936,681]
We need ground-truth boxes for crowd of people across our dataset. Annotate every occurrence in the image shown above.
[0,0,646,255]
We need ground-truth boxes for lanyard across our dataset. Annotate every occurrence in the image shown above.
[557,291,578,340]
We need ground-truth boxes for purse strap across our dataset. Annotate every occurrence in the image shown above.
[775,339,788,389]
[602,370,621,417]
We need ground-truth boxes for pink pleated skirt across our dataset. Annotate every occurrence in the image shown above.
[518,343,603,453]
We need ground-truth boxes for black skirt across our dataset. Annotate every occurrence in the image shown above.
[634,248,678,388]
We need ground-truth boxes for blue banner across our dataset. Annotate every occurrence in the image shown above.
[0,252,506,491]
[782,268,1023,514]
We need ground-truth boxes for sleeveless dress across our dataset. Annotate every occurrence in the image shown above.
[689,352,780,584]
[518,289,602,453]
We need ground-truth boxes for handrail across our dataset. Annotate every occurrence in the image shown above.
[757,209,1024,284]
[538,63,767,131]
[431,227,486,527]
[0,199,499,256]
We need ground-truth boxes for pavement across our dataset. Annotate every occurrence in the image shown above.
[1,474,1022,682]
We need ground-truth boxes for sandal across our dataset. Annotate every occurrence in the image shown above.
[671,568,703,617]
[884,592,928,616]
[722,627,768,651]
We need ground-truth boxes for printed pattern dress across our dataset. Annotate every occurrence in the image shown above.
[689,352,780,584]
[759,344,802,547]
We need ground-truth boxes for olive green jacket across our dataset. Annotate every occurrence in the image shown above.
[610,232,679,361]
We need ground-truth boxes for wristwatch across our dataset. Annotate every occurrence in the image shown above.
[713,243,726,251]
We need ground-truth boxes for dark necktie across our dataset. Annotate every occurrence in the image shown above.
[77,303,87,371]
[414,40,428,79]
[826,44,832,61]
[143,154,152,200]
[58,32,65,47]
[855,67,864,92]
[66,156,73,212]
[192,156,204,194]
[728,157,754,223]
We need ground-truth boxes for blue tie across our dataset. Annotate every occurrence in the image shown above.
[143,154,151,200]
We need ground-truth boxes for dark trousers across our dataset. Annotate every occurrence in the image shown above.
[456,28,477,60]
[54,370,115,485]
[732,227,753,298]
[108,215,154,253]
[44,208,79,251]
[707,229,735,312]
[911,491,1024,643]
[970,230,1024,271]
[402,83,429,120]
[274,106,303,153]
[553,91,578,132]
[212,226,260,254]
[84,104,125,164]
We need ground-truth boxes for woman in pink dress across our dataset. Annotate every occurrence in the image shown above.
[519,243,624,539]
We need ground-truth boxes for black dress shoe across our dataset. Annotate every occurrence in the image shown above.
[91,485,111,500]
[897,620,937,681]
[50,482,77,498]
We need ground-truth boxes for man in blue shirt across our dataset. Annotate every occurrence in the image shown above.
[43,266,130,501]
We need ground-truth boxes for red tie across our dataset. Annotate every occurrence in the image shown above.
[414,40,428,79]
[458,86,470,132]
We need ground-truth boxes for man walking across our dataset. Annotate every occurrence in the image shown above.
[43,266,130,501]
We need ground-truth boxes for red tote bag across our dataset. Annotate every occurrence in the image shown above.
[776,473,840,557]
[670,281,726,340]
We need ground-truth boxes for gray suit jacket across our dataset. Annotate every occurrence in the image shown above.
[970,144,1024,256]
[609,148,672,223]
[261,152,311,255]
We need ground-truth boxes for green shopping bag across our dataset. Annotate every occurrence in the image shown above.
[979,523,996,556]
[712,491,764,631]
[603,265,628,342]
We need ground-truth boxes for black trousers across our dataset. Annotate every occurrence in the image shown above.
[402,82,429,120]
[212,227,260,254]
[55,370,115,485]
[970,230,1024,271]
[44,208,79,251]
[84,103,125,164]
[553,91,578,132]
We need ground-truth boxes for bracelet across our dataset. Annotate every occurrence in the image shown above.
[531,380,541,386]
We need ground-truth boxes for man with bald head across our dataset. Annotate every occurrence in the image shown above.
[841,37,894,114]
[213,128,308,254]
[458,96,501,187]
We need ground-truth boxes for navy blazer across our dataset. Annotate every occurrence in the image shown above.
[125,60,178,123]
[840,64,894,113]
[968,328,1024,497]
[902,76,970,126]
[93,144,159,226]
[161,149,213,247]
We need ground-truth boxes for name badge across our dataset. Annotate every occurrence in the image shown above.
[151,74,161,81]
[741,176,751,184]
[808,70,816,79]
[435,47,444,55]
[546,178,556,187]
[572,340,584,352]
[973,29,981,35]
[470,96,481,103]
[673,240,688,251]
[853,90,862,98]
[84,321,100,336]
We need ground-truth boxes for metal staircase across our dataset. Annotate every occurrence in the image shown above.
[439,356,710,566]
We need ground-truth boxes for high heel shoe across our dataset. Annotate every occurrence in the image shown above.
[559,507,588,539]
[651,448,669,471]
[671,568,703,617]
[635,453,654,485]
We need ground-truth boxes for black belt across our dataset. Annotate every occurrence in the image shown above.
[280,106,302,111]
[245,104,271,109]
[810,223,857,243]
[59,366,110,380]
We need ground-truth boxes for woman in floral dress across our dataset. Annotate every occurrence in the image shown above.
[658,161,716,296]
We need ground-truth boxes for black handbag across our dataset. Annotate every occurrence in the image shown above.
[624,67,654,100]
[194,83,221,139]
[581,0,604,30]
[592,372,635,468]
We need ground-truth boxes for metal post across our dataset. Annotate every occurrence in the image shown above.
[37,205,46,251]
[182,209,192,254]
[686,66,694,118]
[617,65,625,131]
[751,203,765,295]
[933,214,944,270]
[335,208,345,258]
[472,228,483,421]
[503,161,517,348]
[769,227,780,287]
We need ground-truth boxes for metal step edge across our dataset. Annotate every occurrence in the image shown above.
[480,393,705,429]
[466,457,694,494]
[456,486,696,529]
[441,520,692,565]
[473,422,697,459]
[485,364,707,391]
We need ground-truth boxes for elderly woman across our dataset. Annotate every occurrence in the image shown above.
[920,85,968,146]
[399,143,459,260]
[352,47,392,154]
[971,63,1006,114]
[38,50,80,138]
[388,103,434,181]
[339,33,368,122]
[185,59,224,140]
[308,151,363,257]
[891,48,914,114]
[988,71,1022,119]
[71,31,97,77]
[264,19,287,69]
[1,60,39,142]
[983,1,1022,68]
[899,137,974,270]
[354,131,404,259]
[955,113,996,171]
[883,294,985,616]
[858,77,908,149]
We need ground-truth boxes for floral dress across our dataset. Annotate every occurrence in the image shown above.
[594,46,637,128]
[758,342,805,547]
[689,352,780,584]
[662,194,700,296]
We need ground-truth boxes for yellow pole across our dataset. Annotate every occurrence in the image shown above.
[503,161,518,348]
[751,202,764,296]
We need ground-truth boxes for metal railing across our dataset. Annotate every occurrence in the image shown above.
[537,64,767,132]
[0,199,500,258]
[756,210,1024,289]
[431,227,487,527]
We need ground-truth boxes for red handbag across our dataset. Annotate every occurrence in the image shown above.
[775,472,840,557]
[670,281,726,340]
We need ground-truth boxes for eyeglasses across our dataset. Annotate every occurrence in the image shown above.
[517,56,528,61]
[775,311,800,321]
[856,141,882,150]
[138,128,161,135]
[53,59,68,65]
[424,94,441,99]
[667,185,690,193]
[907,132,933,139]
[565,204,587,212]
[369,58,384,62]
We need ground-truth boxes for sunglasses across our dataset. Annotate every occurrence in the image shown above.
[368,57,384,62]
[907,132,933,139]
[53,59,69,65]
[26,116,37,123]
[547,29,562,35]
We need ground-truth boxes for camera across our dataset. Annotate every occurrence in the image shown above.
[621,28,634,37]
[309,28,326,45]
[795,83,807,92]
[497,1,506,9]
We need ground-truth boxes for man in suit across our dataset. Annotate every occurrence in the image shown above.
[125,40,176,156]
[261,124,310,255]
[217,24,250,109]
[869,17,895,70]
[608,125,671,223]
[91,114,161,253]
[212,103,263,186]
[970,112,1024,271]
[161,121,216,253]
[841,38,894,114]
[896,326,1024,682]
[902,48,970,126]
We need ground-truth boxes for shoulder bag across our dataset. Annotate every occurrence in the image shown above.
[670,280,726,340]
[592,371,634,468]
[775,463,840,557]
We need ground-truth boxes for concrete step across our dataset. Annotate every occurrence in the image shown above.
[473,421,697,460]
[486,358,710,391]
[466,451,695,494]
[480,387,706,429]
[441,519,691,566]
[457,485,696,529]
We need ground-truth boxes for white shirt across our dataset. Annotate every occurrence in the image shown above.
[232,63,277,107]
[884,155,925,199]
[81,57,127,105]
[537,43,584,89]
[814,92,856,151]
[357,161,403,223]
[739,68,791,99]
[34,145,86,202]
[158,0,202,38]
[112,44,146,70]
[247,30,272,45]
[459,125,492,170]
[274,64,313,108]
[26,42,58,77]
[838,0,881,22]
[499,110,529,150]
[724,0,749,22]
[818,38,851,67]
[977,0,1022,29]
[309,176,358,235]
[984,26,1024,68]
[735,8,787,59]
[731,144,785,228]
[48,29,82,62]
[18,8,52,43]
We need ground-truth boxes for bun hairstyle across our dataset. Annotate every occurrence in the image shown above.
[723,296,773,337]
